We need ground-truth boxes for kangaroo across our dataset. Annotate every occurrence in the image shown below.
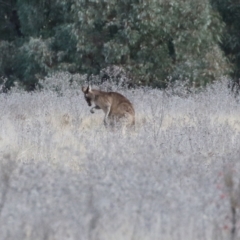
[82,85,135,128]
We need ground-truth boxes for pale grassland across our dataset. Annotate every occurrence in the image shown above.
[0,75,240,240]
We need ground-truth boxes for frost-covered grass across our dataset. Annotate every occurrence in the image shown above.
[0,76,240,240]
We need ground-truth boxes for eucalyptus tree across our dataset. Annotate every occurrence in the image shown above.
[0,0,231,90]
[211,0,240,92]
[71,0,229,87]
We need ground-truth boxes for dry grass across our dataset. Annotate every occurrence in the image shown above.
[0,75,240,239]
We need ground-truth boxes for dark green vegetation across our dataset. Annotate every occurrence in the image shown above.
[0,0,239,90]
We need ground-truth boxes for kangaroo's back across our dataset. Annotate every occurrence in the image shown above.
[108,92,135,126]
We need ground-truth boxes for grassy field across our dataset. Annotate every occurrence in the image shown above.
[0,76,240,240]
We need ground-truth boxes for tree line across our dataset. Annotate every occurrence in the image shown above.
[0,0,239,90]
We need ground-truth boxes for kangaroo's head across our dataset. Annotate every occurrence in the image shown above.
[82,85,94,106]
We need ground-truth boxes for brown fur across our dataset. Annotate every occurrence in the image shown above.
[82,86,135,128]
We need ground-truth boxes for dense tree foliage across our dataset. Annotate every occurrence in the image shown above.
[0,0,236,90]
[72,0,229,87]
[211,0,240,90]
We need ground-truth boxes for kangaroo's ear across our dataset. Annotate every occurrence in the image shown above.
[88,85,92,92]
[82,86,87,93]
